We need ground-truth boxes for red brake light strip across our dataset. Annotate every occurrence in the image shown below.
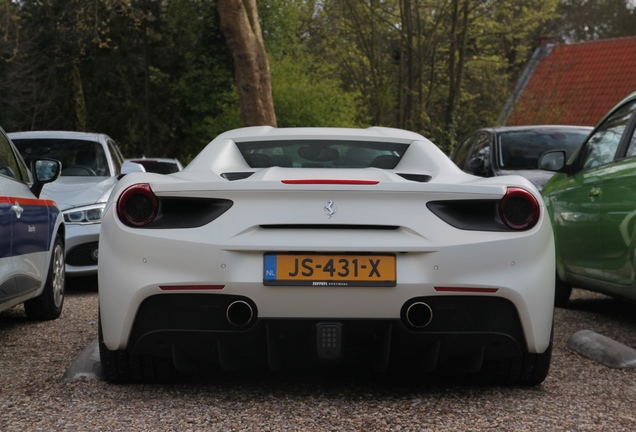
[160,285,225,291]
[281,179,379,185]
[435,287,499,293]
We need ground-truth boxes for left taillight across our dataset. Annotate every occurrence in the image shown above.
[499,187,539,230]
[117,183,159,227]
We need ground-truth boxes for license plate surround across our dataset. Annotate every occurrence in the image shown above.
[263,253,397,287]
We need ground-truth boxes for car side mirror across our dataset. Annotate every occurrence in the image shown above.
[539,150,567,172]
[31,159,62,197]
[466,156,487,176]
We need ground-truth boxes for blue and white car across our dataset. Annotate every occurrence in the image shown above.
[10,131,126,277]
[0,127,65,320]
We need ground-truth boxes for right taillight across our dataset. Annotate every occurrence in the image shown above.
[499,187,539,230]
[117,183,159,227]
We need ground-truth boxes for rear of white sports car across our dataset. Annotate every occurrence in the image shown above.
[98,127,554,385]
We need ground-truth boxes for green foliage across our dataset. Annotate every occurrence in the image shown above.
[271,53,366,128]
[545,0,636,41]
[301,0,561,153]
[1,0,620,161]
[260,0,366,128]
[1,0,237,162]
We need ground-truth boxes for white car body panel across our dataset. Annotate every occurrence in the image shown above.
[41,177,117,211]
[123,157,184,174]
[98,126,555,383]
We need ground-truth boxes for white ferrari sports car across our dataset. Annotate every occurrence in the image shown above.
[98,127,555,385]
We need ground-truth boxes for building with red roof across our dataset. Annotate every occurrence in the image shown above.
[499,36,636,127]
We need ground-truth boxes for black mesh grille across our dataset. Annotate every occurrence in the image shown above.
[66,241,99,266]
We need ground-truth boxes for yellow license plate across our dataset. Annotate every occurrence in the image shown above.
[264,253,396,287]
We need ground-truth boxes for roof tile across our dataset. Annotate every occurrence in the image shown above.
[507,36,636,126]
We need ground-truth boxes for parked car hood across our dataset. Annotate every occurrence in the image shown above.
[499,169,555,191]
[41,177,118,210]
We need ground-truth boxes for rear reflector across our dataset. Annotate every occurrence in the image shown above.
[160,285,225,291]
[434,287,499,293]
[282,179,379,185]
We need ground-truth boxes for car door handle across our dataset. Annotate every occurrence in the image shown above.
[11,202,24,219]
[588,187,601,199]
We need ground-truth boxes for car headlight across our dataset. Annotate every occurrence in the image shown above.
[63,204,105,224]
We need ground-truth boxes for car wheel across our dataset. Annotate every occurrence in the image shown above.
[554,274,572,307]
[476,334,553,386]
[98,312,174,383]
[24,234,65,320]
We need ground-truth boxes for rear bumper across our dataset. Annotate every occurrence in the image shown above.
[98,196,555,355]
[127,293,527,372]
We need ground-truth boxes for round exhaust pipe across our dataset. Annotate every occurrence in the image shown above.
[226,300,254,327]
[405,302,433,328]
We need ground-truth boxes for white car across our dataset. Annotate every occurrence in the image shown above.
[98,126,555,385]
[123,157,184,174]
[10,131,126,277]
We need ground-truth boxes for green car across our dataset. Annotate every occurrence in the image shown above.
[540,91,636,306]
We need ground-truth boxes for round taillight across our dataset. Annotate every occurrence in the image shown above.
[117,184,158,227]
[499,187,540,230]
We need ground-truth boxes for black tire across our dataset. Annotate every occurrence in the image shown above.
[476,336,553,386]
[554,274,572,308]
[24,234,65,320]
[98,311,174,383]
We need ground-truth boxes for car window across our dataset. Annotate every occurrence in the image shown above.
[236,140,409,169]
[0,132,28,182]
[13,138,110,177]
[580,100,636,169]
[626,132,636,158]
[132,160,181,174]
[108,139,123,174]
[498,129,590,170]
[452,134,478,169]
[465,133,491,176]
[622,112,636,158]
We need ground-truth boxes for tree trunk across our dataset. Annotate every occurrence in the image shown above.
[216,0,277,127]
[444,0,470,152]
[71,64,87,132]
[142,0,152,155]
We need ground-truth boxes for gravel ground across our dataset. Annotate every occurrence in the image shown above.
[2,283,636,431]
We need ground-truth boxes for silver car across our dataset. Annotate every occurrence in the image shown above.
[9,131,126,277]
[452,125,593,191]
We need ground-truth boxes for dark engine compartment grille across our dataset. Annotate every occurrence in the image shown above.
[128,294,526,375]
